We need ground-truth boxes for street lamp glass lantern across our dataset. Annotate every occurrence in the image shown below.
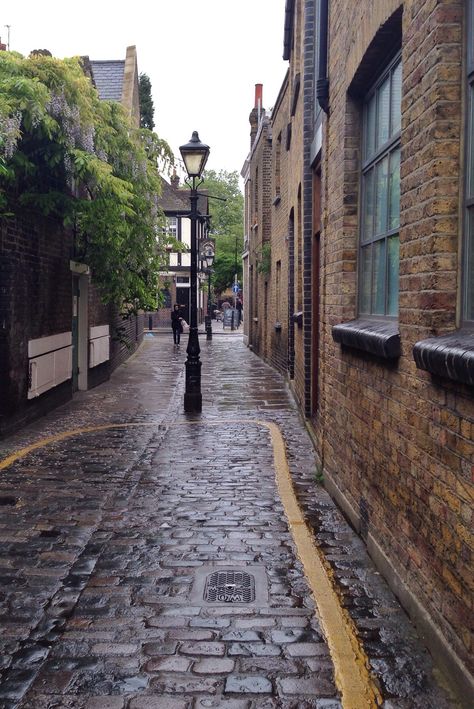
[179,131,210,178]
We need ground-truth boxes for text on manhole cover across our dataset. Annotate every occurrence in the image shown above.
[204,570,256,603]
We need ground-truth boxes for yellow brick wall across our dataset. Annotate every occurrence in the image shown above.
[320,0,473,673]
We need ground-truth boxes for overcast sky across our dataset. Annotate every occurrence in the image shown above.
[1,0,287,180]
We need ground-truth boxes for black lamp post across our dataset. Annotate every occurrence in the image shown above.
[179,131,210,413]
[205,267,213,340]
[200,237,215,341]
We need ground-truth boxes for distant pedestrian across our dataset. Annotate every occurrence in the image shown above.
[222,301,231,311]
[171,304,183,345]
[236,298,243,326]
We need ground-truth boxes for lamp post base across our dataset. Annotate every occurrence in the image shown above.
[184,391,202,413]
[184,357,202,413]
[205,315,212,341]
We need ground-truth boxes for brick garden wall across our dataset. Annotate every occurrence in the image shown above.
[320,0,473,676]
[109,309,144,372]
[0,214,73,436]
[0,213,145,434]
[88,289,144,389]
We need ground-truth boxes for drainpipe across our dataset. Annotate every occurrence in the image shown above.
[316,0,329,114]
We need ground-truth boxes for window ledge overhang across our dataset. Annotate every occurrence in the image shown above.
[332,318,400,359]
[413,330,474,386]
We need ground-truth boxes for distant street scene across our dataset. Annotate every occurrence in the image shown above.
[0,0,473,707]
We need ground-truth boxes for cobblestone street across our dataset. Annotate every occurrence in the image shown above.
[0,331,458,708]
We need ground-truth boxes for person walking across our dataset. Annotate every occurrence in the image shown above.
[171,304,183,345]
[236,298,243,327]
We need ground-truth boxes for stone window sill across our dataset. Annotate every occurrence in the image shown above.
[332,318,400,359]
[413,330,474,386]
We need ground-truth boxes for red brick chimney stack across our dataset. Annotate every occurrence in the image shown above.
[249,84,264,150]
[170,170,179,190]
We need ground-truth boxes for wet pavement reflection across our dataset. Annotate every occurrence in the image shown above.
[0,332,458,708]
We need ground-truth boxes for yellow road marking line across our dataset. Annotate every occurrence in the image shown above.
[262,420,381,708]
[0,423,151,471]
[0,418,380,706]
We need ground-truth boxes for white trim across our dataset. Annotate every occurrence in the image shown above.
[28,332,72,358]
[28,347,72,399]
[77,275,89,391]
[90,324,109,340]
[70,260,90,275]
[89,324,110,368]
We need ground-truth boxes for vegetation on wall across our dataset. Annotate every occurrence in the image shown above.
[0,51,174,314]
[202,169,244,295]
[257,243,271,276]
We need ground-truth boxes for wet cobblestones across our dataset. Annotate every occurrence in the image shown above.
[0,334,459,707]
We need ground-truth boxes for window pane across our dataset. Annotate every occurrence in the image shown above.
[466,209,474,321]
[360,245,372,314]
[377,77,390,148]
[390,61,402,136]
[387,235,399,316]
[389,148,401,230]
[375,156,389,235]
[365,94,376,160]
[372,240,386,314]
[362,168,375,241]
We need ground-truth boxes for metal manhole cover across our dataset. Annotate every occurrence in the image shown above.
[204,570,256,604]
[191,565,268,607]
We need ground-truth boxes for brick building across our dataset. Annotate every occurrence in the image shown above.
[241,85,272,357]
[0,46,145,437]
[268,73,290,374]
[243,0,474,697]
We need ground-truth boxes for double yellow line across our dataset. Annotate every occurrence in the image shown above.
[1,419,380,707]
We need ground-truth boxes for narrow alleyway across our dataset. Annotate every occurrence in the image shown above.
[0,330,458,708]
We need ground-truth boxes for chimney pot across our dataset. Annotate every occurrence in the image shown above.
[170,170,179,189]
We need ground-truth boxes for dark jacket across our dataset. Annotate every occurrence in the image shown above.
[171,310,182,331]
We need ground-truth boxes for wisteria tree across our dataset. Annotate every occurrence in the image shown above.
[0,51,174,314]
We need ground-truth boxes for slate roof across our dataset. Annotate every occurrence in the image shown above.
[89,60,125,102]
[158,179,209,218]
[159,178,190,214]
